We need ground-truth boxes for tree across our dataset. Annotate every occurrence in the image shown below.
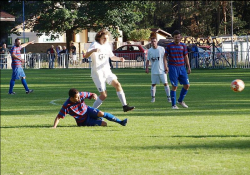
[128,29,151,41]
[27,1,148,49]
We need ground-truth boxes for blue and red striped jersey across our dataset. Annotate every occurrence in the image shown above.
[10,45,23,68]
[57,92,94,123]
[165,42,188,66]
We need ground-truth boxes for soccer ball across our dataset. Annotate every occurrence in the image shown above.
[231,79,245,92]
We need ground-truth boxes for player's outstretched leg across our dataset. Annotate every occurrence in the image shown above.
[116,91,135,112]
[103,112,128,126]
[93,97,103,108]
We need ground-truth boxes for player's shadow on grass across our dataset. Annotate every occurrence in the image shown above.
[171,135,250,138]
[1,110,56,116]
[129,139,250,150]
[0,125,118,129]
[0,125,75,128]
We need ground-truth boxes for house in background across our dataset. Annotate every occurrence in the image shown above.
[9,25,123,53]
[0,11,15,46]
[150,28,172,41]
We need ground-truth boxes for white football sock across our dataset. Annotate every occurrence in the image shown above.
[117,91,127,106]
[151,86,156,97]
[164,85,170,97]
[92,97,103,108]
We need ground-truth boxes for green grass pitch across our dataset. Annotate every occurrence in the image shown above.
[1,68,250,175]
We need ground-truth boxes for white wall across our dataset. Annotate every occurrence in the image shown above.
[9,32,66,46]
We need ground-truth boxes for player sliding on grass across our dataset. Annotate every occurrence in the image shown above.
[52,88,128,128]
[84,29,134,112]
[164,30,191,109]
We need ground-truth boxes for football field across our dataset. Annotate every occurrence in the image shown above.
[1,68,250,175]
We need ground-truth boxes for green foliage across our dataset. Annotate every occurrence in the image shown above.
[1,68,250,174]
[1,0,250,42]
[128,29,151,41]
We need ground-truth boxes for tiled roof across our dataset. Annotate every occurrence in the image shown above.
[0,11,15,21]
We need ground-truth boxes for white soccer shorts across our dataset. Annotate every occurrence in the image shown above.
[151,74,168,84]
[92,72,118,92]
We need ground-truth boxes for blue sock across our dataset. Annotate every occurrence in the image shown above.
[178,88,188,102]
[9,79,15,93]
[103,112,121,124]
[171,90,176,106]
[21,78,29,91]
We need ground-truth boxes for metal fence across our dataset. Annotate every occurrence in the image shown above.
[1,51,250,69]
[189,51,250,69]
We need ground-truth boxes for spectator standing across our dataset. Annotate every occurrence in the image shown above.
[47,45,56,68]
[164,30,191,109]
[70,42,77,66]
[0,43,9,69]
[191,44,199,68]
[59,46,68,67]
[8,38,34,95]
[56,45,63,66]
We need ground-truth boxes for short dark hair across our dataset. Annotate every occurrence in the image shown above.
[172,30,181,36]
[15,38,20,43]
[150,32,157,40]
[95,29,109,42]
[68,88,79,97]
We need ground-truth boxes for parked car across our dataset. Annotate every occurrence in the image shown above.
[113,44,148,62]
[199,46,228,59]
[198,47,210,58]
[199,45,211,55]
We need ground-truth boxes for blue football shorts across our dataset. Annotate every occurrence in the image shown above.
[11,67,26,80]
[168,65,189,87]
[82,106,104,126]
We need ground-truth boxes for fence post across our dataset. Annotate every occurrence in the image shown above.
[38,55,40,69]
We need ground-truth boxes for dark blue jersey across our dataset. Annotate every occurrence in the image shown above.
[57,92,94,124]
[165,42,188,66]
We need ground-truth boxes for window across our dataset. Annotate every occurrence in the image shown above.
[7,37,12,46]
[20,38,29,43]
[133,46,140,51]
[118,46,127,51]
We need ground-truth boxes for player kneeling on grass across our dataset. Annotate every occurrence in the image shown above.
[52,88,128,128]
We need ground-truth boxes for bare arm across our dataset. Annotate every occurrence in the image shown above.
[52,116,60,128]
[184,54,191,74]
[110,56,124,62]
[21,40,35,48]
[163,53,169,73]
[145,60,150,74]
[84,49,98,58]
[11,53,25,63]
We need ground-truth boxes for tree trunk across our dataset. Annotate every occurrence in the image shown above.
[216,2,221,36]
[222,1,227,35]
[66,29,74,68]
[177,1,181,30]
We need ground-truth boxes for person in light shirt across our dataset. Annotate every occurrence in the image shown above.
[146,33,171,103]
[84,29,135,112]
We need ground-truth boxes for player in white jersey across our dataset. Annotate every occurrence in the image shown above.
[145,34,171,103]
[84,29,135,112]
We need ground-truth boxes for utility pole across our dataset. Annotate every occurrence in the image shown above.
[231,1,234,67]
